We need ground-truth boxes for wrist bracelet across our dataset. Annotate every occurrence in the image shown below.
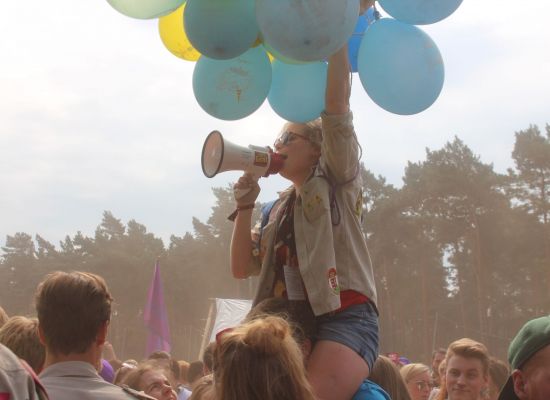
[227,203,255,222]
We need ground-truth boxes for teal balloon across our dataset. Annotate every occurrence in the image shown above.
[184,0,259,60]
[106,0,184,19]
[256,0,359,62]
[358,18,444,115]
[268,60,327,123]
[378,0,463,25]
[193,47,272,120]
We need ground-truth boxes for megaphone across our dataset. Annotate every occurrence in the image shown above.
[201,130,285,179]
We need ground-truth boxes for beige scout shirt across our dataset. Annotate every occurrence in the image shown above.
[40,361,136,400]
[251,111,378,316]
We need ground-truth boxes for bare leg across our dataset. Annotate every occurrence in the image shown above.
[307,340,370,400]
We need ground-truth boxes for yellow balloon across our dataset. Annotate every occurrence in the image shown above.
[158,3,201,61]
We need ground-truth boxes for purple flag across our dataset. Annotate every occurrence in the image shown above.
[144,260,171,356]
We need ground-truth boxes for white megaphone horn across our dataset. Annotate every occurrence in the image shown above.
[201,130,286,180]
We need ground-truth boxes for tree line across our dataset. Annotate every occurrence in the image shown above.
[1,124,549,364]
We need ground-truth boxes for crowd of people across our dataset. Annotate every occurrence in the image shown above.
[0,270,549,400]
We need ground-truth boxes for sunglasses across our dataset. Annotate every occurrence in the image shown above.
[273,131,310,148]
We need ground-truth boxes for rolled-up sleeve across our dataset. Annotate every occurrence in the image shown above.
[320,111,359,184]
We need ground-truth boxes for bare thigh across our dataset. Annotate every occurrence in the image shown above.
[307,340,370,400]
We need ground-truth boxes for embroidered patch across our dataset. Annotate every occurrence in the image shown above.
[306,194,323,210]
[327,267,340,295]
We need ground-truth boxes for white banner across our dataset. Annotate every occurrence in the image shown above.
[208,298,253,343]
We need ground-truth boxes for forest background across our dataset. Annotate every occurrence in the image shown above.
[1,124,549,365]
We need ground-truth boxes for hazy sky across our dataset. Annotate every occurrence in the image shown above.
[1,1,548,248]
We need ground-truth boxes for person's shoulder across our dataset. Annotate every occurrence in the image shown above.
[352,380,390,400]
[0,344,48,400]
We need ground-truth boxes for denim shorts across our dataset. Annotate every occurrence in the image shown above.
[314,302,379,370]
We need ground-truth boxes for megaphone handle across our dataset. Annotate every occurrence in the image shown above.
[234,173,260,200]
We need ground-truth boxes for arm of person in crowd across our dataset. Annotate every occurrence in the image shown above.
[229,173,261,279]
[321,43,360,183]
[103,341,118,363]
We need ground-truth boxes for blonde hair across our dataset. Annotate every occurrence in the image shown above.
[189,374,214,400]
[214,316,315,400]
[283,118,323,149]
[0,316,45,372]
[0,306,8,328]
[445,338,490,377]
[370,356,412,400]
[400,363,431,383]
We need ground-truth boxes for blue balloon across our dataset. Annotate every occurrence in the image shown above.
[256,0,360,62]
[357,18,444,115]
[378,0,463,25]
[193,47,272,120]
[184,0,259,60]
[347,8,375,73]
[106,0,184,19]
[268,60,327,123]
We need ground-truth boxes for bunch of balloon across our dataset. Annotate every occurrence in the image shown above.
[158,3,200,61]
[378,0,463,25]
[348,7,377,73]
[268,60,327,123]
[357,0,463,115]
[184,0,259,60]
[193,47,272,121]
[107,0,185,19]
[256,0,360,63]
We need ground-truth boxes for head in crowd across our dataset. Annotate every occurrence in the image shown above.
[147,352,181,388]
[400,363,432,400]
[114,360,138,385]
[178,360,190,386]
[0,306,8,328]
[369,355,412,400]
[435,359,448,400]
[245,297,316,358]
[149,351,171,361]
[188,360,206,388]
[122,362,177,400]
[487,357,509,400]
[188,374,215,400]
[35,271,112,363]
[214,316,315,400]
[498,315,550,400]
[445,338,489,400]
[432,348,447,387]
[202,342,216,374]
[0,316,45,373]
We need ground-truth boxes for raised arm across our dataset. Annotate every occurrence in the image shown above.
[325,45,351,115]
[321,43,360,183]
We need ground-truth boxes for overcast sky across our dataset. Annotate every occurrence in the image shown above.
[1,1,549,248]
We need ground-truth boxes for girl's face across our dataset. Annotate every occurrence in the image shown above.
[274,123,320,183]
[406,371,432,400]
[446,355,488,400]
